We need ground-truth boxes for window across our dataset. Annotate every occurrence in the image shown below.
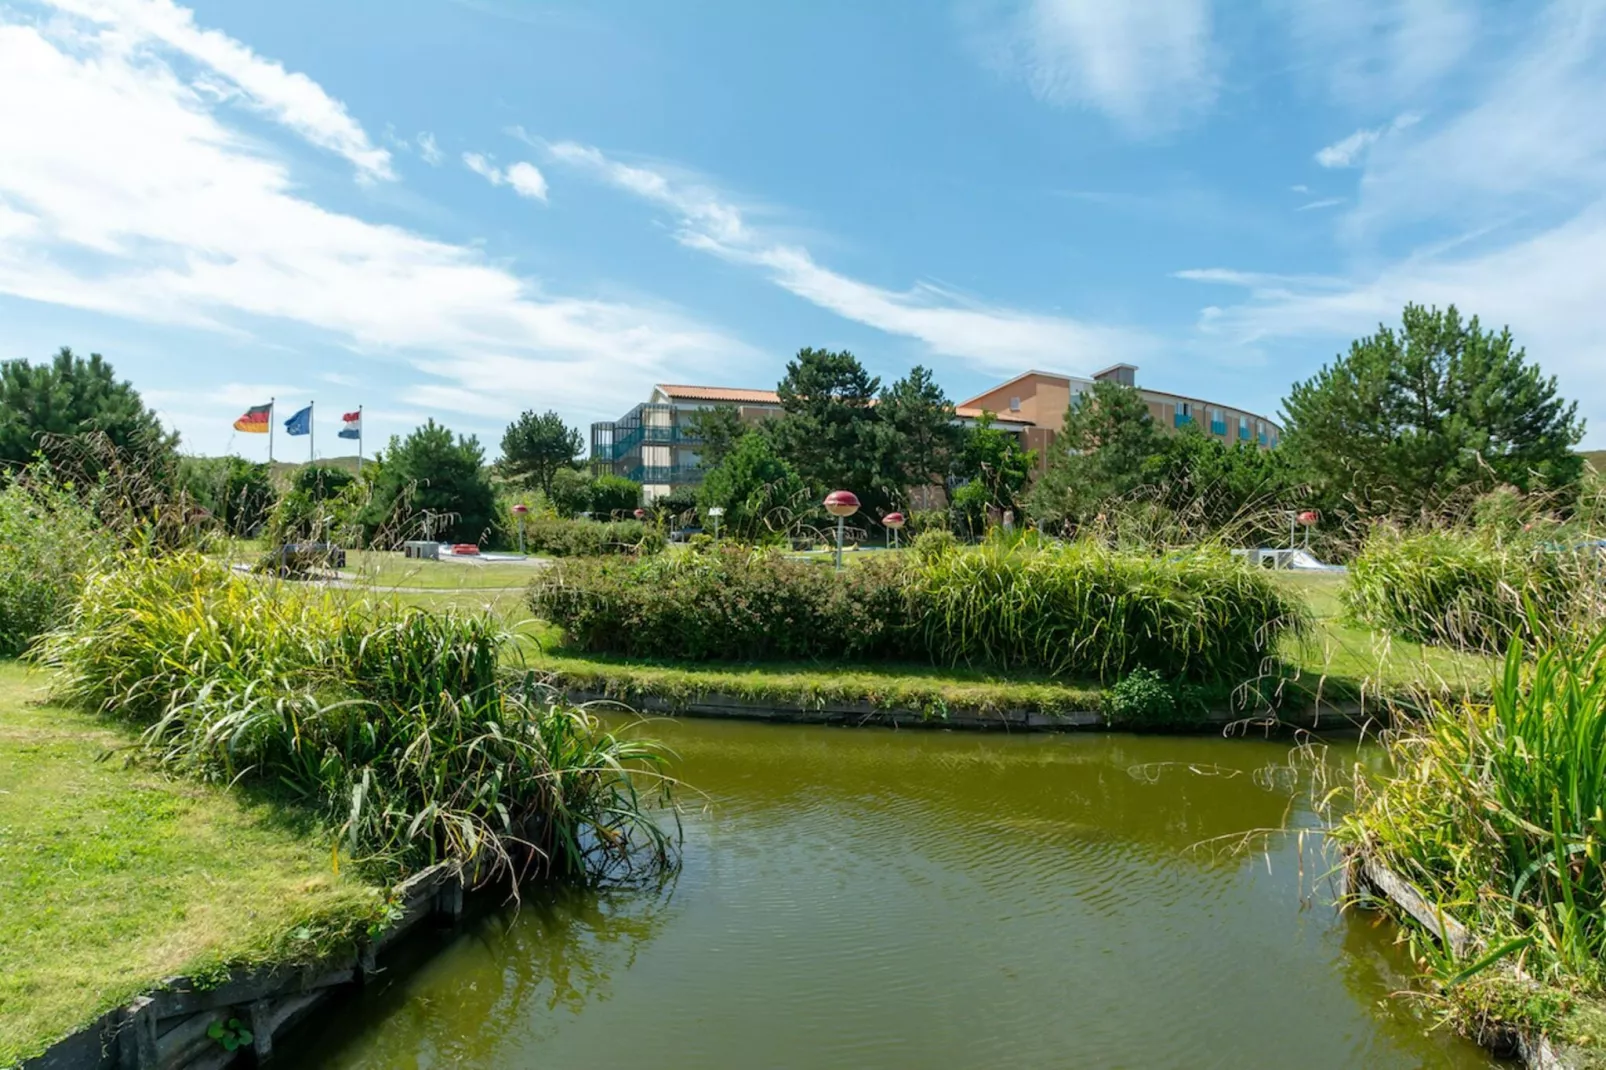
[1209,407,1226,436]
[1009,396,1021,412]
[1174,401,1193,428]
[1238,415,1250,441]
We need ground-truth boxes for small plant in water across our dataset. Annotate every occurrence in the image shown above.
[206,1017,254,1053]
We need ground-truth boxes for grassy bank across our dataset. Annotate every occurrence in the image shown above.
[0,661,382,1067]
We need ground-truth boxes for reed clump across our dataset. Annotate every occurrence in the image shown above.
[1343,528,1597,652]
[1332,631,1606,1033]
[37,553,674,884]
[530,538,1304,683]
[0,473,116,656]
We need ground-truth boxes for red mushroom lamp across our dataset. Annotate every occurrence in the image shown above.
[511,503,529,554]
[823,490,860,570]
[883,511,906,550]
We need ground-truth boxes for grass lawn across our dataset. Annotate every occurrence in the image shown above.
[341,550,546,590]
[0,661,381,1067]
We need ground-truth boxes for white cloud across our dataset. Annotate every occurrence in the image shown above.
[1315,114,1418,168]
[1291,184,1309,193]
[0,13,749,427]
[416,131,442,165]
[1275,0,1479,108]
[1296,198,1345,212]
[44,0,394,181]
[544,138,1154,374]
[462,151,548,201]
[972,0,1217,134]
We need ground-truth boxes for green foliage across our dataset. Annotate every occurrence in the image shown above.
[903,539,1304,682]
[206,1018,254,1053]
[0,347,175,468]
[1343,528,1584,652]
[649,487,699,524]
[951,413,1035,533]
[1143,425,1305,540]
[0,476,114,656]
[291,462,356,501]
[36,553,674,883]
[177,456,275,536]
[911,528,958,563]
[361,420,497,546]
[590,473,642,516]
[767,347,905,514]
[531,546,910,662]
[1333,632,1606,995]
[880,365,963,491]
[696,432,809,541]
[533,540,1303,682]
[500,409,583,496]
[682,405,746,470]
[522,516,664,557]
[1283,304,1584,515]
[547,466,593,518]
[1101,668,1206,728]
[1029,380,1163,529]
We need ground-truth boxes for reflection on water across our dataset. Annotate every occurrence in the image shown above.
[284,721,1496,1069]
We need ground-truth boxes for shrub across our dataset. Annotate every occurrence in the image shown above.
[1343,528,1586,652]
[530,545,910,662]
[532,539,1302,682]
[904,540,1302,681]
[1102,668,1206,728]
[911,528,958,562]
[0,477,113,656]
[36,553,673,882]
[523,516,665,557]
[590,473,642,517]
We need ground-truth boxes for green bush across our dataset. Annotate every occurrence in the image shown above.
[911,528,958,562]
[36,553,672,882]
[1102,668,1206,728]
[523,516,664,557]
[530,545,909,661]
[0,477,113,656]
[532,539,1302,682]
[1343,528,1584,652]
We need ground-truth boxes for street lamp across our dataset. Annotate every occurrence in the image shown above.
[883,511,906,550]
[706,505,724,541]
[1296,509,1319,550]
[634,507,646,520]
[823,490,860,571]
[511,503,529,554]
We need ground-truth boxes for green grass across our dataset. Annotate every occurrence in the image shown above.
[0,660,382,1067]
[342,550,546,590]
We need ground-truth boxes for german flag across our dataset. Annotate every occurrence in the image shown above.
[233,403,272,433]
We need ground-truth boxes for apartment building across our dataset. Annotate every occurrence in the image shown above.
[958,364,1282,459]
[590,383,1033,501]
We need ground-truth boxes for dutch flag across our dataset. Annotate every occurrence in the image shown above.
[339,409,361,440]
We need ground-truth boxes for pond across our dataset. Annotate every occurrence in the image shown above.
[284,719,1496,1068]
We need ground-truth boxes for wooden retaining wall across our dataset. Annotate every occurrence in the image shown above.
[24,864,466,1070]
[564,686,1379,735]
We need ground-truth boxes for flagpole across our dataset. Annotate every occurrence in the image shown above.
[309,400,315,463]
[268,397,275,464]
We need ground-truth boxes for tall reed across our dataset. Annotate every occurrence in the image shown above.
[1334,630,1606,992]
[37,553,674,884]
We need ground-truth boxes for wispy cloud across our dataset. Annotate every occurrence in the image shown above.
[1296,198,1345,212]
[1274,0,1479,108]
[462,151,548,201]
[416,131,442,165]
[0,5,749,429]
[542,137,1155,374]
[968,0,1217,134]
[43,0,395,182]
[1315,114,1418,168]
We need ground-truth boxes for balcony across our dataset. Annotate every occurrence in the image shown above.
[1174,412,1193,428]
[1210,420,1227,436]
[624,464,705,485]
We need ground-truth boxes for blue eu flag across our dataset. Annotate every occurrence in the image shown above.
[284,405,312,436]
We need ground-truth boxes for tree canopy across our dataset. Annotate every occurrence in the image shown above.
[1282,304,1584,514]
[697,432,808,542]
[0,347,174,467]
[683,405,746,470]
[363,420,496,544]
[951,414,1035,533]
[500,409,583,496]
[879,365,963,492]
[1028,381,1164,527]
[177,456,274,536]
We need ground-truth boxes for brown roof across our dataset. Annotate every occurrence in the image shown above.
[657,384,782,404]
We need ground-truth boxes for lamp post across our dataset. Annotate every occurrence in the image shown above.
[883,511,906,550]
[824,490,860,571]
[511,503,528,555]
[634,507,646,521]
[1296,509,1319,550]
[706,505,724,541]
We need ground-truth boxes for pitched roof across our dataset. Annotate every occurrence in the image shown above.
[656,384,781,404]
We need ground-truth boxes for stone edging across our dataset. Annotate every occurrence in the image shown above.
[23,864,466,1070]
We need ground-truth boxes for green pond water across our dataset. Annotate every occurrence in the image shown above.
[285,719,1497,1068]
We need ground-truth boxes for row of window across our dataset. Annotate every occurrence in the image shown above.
[1175,402,1275,446]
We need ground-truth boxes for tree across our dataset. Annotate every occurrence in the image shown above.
[0,347,175,467]
[880,365,962,492]
[1145,424,1302,537]
[292,462,356,502]
[548,467,594,518]
[1028,381,1164,527]
[698,432,808,541]
[1283,304,1584,515]
[951,414,1035,533]
[500,409,583,497]
[362,420,497,545]
[683,405,746,469]
[178,456,274,536]
[766,347,893,510]
[590,473,642,516]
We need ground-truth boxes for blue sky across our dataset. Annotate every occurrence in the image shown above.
[2,0,1603,458]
